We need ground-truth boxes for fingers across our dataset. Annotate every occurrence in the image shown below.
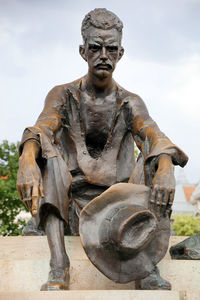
[17,162,43,215]
[22,184,32,211]
[166,190,175,215]
[32,185,39,215]
[162,190,169,206]
[149,188,156,211]
[160,189,170,216]
[168,190,175,207]
[156,189,163,206]
[151,185,174,217]
[17,185,23,201]
[17,182,32,210]
[17,181,42,215]
[24,182,32,200]
[32,179,44,215]
[39,180,44,198]
[24,199,32,211]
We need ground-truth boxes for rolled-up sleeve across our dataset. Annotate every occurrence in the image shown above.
[127,94,188,185]
[19,85,67,159]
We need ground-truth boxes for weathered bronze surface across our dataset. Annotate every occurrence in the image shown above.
[136,266,171,290]
[17,8,188,290]
[79,183,171,283]
[170,233,200,260]
[22,218,45,236]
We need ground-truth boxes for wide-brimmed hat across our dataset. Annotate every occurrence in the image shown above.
[79,183,170,283]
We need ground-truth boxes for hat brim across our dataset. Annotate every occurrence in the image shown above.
[79,183,170,283]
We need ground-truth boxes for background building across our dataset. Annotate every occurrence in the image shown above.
[172,169,195,214]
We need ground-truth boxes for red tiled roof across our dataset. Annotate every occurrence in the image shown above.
[183,186,196,202]
[0,174,9,180]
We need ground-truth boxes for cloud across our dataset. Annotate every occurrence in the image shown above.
[114,52,200,183]
[0,0,199,183]
[119,0,200,63]
[165,54,200,125]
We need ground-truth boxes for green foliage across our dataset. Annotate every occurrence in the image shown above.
[0,140,27,236]
[134,144,139,159]
[171,214,200,236]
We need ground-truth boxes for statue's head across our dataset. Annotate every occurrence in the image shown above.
[80,8,124,79]
[81,8,123,44]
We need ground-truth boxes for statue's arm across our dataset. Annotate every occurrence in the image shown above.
[17,140,44,215]
[17,85,66,215]
[19,85,66,158]
[128,94,188,213]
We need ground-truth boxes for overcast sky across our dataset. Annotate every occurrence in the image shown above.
[0,0,200,183]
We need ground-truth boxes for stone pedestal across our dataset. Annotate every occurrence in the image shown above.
[0,236,200,299]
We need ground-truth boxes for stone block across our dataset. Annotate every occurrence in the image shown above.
[0,236,200,293]
[0,290,181,300]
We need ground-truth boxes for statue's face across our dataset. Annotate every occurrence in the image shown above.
[80,26,124,79]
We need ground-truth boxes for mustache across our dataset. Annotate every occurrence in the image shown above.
[95,62,112,69]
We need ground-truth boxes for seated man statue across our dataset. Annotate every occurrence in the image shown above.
[17,8,188,291]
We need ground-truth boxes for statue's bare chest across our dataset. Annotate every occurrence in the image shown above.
[80,91,117,157]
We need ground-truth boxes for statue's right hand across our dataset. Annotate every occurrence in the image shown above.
[17,155,44,215]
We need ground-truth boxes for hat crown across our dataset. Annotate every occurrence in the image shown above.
[99,205,157,258]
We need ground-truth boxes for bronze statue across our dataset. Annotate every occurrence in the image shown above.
[170,233,200,260]
[17,8,188,291]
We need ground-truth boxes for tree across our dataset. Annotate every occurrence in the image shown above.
[0,140,28,235]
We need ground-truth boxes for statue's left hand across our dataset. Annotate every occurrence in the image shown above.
[151,154,175,215]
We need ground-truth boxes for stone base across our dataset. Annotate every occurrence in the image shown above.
[0,290,181,300]
[0,236,200,299]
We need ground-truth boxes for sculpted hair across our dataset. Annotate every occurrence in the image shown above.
[81,8,123,43]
